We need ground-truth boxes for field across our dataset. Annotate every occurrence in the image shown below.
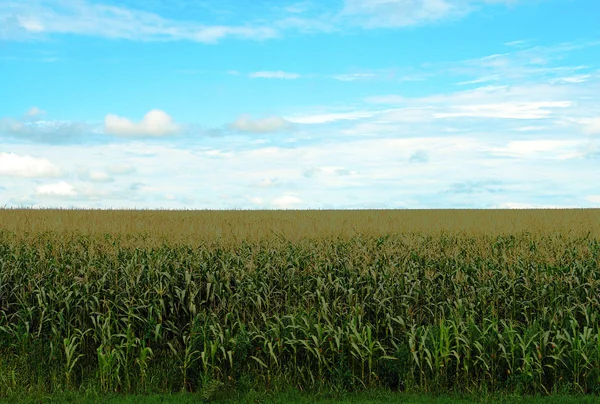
[1,208,600,401]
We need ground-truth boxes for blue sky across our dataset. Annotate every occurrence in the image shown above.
[1,0,599,209]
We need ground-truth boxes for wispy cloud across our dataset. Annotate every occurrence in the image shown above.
[332,73,376,81]
[456,75,500,85]
[229,115,292,133]
[338,0,460,28]
[504,39,534,48]
[335,0,523,30]
[486,140,582,160]
[449,41,600,82]
[364,95,407,104]
[0,0,530,44]
[434,101,573,119]
[285,110,378,124]
[1,0,278,43]
[249,71,301,79]
[549,75,591,84]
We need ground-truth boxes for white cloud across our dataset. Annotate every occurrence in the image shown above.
[284,2,311,14]
[285,110,377,124]
[0,152,61,177]
[104,109,180,137]
[272,194,302,208]
[4,126,599,210]
[339,0,460,28]
[332,73,375,81]
[305,166,357,176]
[35,181,76,197]
[582,118,600,135]
[434,101,572,119]
[549,75,591,84]
[203,149,234,159]
[514,126,546,132]
[25,107,46,117]
[107,164,136,174]
[494,202,577,209]
[258,178,279,188]
[364,95,407,104]
[17,16,44,33]
[230,115,291,133]
[79,169,114,183]
[0,117,89,143]
[448,41,600,84]
[245,196,264,205]
[487,140,582,159]
[249,71,301,79]
[0,0,530,46]
[456,75,500,85]
[504,39,531,48]
[379,107,436,123]
[3,0,278,43]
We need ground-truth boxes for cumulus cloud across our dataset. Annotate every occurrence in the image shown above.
[272,194,302,208]
[25,107,45,117]
[104,109,180,137]
[35,181,76,197]
[249,71,301,79]
[0,152,62,177]
[230,115,291,133]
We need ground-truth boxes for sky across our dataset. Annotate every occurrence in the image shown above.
[1,0,600,210]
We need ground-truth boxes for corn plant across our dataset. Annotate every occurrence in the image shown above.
[0,209,599,396]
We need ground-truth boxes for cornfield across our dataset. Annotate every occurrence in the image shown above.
[1,208,600,397]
